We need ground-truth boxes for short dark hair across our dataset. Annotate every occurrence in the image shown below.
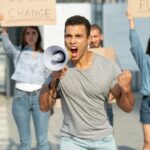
[146,38,150,56]
[65,15,91,37]
[91,24,103,34]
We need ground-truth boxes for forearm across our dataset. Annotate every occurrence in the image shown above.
[49,79,58,101]
[1,32,18,57]
[129,29,144,69]
[39,68,66,112]
[129,18,135,29]
[39,79,57,112]
[111,83,134,112]
[117,90,134,112]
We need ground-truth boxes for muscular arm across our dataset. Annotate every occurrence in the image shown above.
[110,70,134,112]
[39,79,58,112]
[39,67,67,112]
[111,84,134,112]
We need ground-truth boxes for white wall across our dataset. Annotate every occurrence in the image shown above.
[42,3,91,49]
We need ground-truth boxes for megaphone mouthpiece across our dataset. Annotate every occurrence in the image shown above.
[52,51,65,63]
[43,45,70,71]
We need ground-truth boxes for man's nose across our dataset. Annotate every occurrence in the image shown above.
[70,37,76,44]
[91,37,94,41]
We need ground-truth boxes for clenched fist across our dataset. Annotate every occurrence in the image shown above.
[118,70,132,93]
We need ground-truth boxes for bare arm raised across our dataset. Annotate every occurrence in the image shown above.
[126,9,135,29]
[110,70,134,112]
[0,13,7,34]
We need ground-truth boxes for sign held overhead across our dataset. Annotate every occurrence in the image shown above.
[0,0,56,26]
[128,0,150,18]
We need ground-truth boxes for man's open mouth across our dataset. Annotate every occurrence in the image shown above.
[70,47,78,57]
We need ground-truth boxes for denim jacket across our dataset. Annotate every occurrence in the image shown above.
[1,33,50,85]
[130,29,150,95]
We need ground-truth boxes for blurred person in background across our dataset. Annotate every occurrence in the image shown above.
[127,10,150,150]
[90,24,114,126]
[89,24,103,48]
[1,25,50,150]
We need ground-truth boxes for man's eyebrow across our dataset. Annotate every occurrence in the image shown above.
[65,33,71,36]
[75,34,84,36]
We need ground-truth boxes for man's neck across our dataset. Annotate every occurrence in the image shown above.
[72,51,93,70]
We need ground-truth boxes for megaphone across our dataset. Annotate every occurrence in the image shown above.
[43,45,71,71]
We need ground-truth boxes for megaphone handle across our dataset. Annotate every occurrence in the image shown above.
[49,79,60,99]
[49,79,60,89]
[55,79,60,89]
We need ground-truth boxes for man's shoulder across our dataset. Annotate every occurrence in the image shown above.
[93,53,121,72]
[94,52,113,64]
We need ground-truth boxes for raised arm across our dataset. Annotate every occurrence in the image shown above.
[1,27,19,58]
[127,9,144,69]
[127,9,135,29]
[39,78,58,112]
[110,70,134,112]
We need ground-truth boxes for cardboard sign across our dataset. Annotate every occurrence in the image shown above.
[128,0,150,17]
[89,47,116,62]
[0,0,56,26]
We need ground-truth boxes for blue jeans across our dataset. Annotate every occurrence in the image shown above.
[12,88,50,150]
[60,134,117,150]
[140,95,150,124]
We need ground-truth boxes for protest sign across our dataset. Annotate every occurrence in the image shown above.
[128,0,150,17]
[0,0,56,26]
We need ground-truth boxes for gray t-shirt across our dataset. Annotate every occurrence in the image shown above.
[56,53,121,140]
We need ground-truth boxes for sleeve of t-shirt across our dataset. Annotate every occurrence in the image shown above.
[110,62,121,88]
[1,33,20,59]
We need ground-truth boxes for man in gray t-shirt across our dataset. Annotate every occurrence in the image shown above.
[39,15,134,150]
[89,24,114,127]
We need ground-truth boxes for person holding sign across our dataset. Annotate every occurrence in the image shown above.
[0,25,50,150]
[127,10,150,150]
[39,15,134,150]
[89,24,103,48]
[89,24,115,127]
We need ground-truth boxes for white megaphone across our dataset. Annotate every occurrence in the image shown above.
[43,45,71,71]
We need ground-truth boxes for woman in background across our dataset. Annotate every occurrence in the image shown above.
[127,10,150,150]
[1,26,50,150]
